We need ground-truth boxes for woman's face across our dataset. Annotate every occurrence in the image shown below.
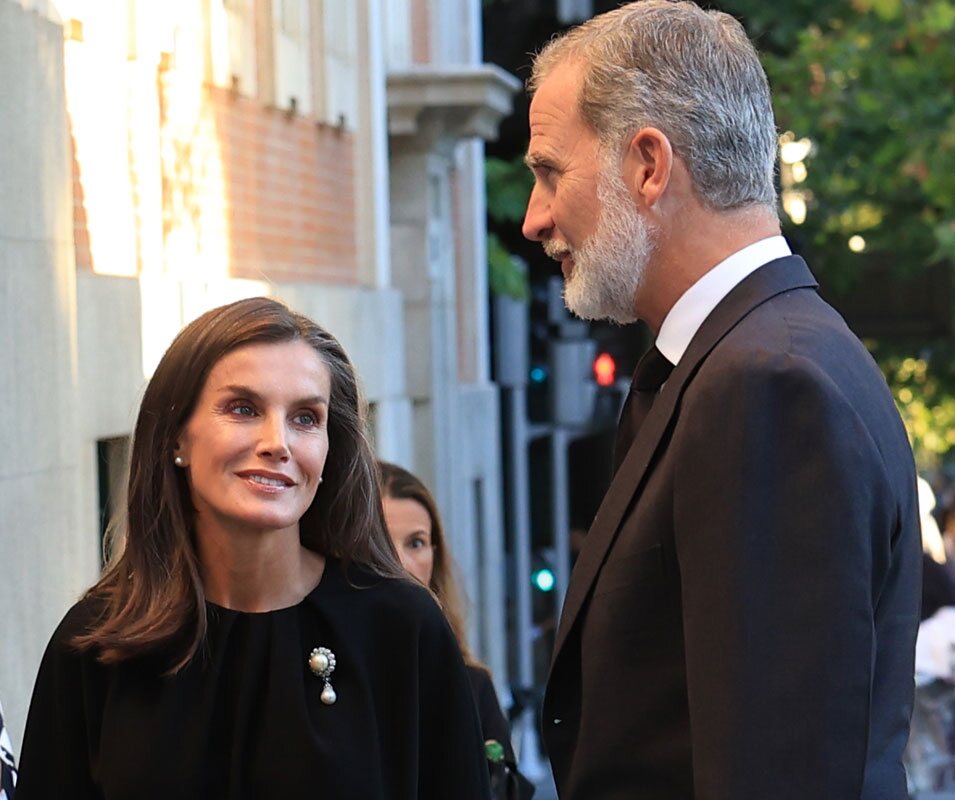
[382,495,435,586]
[176,339,331,544]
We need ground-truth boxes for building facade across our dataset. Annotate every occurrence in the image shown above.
[0,0,518,746]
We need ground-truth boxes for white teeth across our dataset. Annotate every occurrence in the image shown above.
[247,475,286,487]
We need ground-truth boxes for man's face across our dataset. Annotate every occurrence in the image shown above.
[523,61,655,324]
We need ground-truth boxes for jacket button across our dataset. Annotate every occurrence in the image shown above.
[552,718,562,725]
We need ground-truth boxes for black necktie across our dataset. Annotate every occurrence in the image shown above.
[613,346,674,473]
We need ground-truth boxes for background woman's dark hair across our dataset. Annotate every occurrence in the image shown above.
[378,461,482,669]
[74,297,404,671]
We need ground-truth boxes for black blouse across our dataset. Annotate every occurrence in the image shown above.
[16,559,491,799]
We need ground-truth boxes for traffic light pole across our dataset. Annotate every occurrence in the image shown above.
[495,294,549,780]
[505,386,535,693]
[496,289,616,782]
[503,386,551,782]
[550,428,572,611]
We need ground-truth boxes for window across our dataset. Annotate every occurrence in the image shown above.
[382,0,412,70]
[315,0,357,129]
[211,0,257,95]
[273,0,311,113]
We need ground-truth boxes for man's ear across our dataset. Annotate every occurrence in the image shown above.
[622,127,673,209]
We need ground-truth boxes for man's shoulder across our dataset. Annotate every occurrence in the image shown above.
[705,283,869,379]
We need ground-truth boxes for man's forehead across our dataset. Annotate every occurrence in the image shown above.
[528,62,586,143]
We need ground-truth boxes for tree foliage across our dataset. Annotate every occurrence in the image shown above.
[742,0,955,282]
[723,0,955,468]
[482,0,955,467]
[486,155,533,300]
[870,339,955,470]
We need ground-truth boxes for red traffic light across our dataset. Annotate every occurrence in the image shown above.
[593,352,616,386]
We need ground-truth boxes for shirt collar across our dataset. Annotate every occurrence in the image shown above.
[655,235,792,365]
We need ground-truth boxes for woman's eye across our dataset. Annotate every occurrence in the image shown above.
[228,402,256,417]
[294,411,319,426]
[408,536,428,550]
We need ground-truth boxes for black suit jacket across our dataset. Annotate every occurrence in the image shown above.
[543,257,921,799]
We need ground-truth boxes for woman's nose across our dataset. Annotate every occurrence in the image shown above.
[258,415,291,460]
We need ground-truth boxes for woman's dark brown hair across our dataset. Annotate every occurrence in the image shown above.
[377,461,481,669]
[75,297,404,670]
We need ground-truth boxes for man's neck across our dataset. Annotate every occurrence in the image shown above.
[637,205,781,334]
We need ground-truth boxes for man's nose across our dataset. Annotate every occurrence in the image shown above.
[522,184,552,242]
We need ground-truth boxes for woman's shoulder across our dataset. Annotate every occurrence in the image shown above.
[341,560,439,606]
[42,593,106,660]
[319,560,448,631]
[64,591,106,624]
[27,594,110,706]
[466,663,494,694]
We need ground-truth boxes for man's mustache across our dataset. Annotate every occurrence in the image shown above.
[544,240,572,260]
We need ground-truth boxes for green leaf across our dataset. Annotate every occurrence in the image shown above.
[870,0,902,21]
[486,156,534,224]
[487,232,530,301]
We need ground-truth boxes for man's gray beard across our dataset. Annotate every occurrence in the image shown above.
[562,167,654,325]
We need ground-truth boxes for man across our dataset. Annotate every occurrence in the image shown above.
[522,2,921,798]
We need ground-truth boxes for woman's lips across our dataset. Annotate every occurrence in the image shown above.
[235,470,296,492]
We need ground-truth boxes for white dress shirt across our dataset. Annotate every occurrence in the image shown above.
[655,236,792,366]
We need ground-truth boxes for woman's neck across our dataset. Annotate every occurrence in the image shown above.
[197,524,326,612]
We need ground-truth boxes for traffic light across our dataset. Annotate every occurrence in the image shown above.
[531,567,555,592]
[593,352,617,386]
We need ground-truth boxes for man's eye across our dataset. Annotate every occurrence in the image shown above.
[537,164,557,181]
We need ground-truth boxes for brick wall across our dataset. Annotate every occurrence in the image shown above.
[72,74,359,284]
[211,86,358,284]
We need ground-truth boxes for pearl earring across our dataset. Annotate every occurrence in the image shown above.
[318,476,323,485]
[174,455,185,467]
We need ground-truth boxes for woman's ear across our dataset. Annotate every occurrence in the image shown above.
[173,438,189,468]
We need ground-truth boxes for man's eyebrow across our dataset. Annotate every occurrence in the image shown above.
[524,152,548,170]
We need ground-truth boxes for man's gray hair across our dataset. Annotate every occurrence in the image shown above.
[529,0,778,211]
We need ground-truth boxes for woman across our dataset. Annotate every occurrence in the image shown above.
[17,297,489,799]
[378,462,533,800]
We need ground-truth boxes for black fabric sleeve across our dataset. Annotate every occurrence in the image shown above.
[15,601,103,800]
[673,352,896,799]
[467,665,516,762]
[417,600,491,800]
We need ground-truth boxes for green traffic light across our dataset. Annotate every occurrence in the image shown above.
[532,568,555,592]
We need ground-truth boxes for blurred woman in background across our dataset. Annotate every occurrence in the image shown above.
[379,461,533,799]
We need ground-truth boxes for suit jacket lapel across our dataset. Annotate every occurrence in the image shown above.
[550,256,819,664]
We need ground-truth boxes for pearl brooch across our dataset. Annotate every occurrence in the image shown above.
[308,646,337,705]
